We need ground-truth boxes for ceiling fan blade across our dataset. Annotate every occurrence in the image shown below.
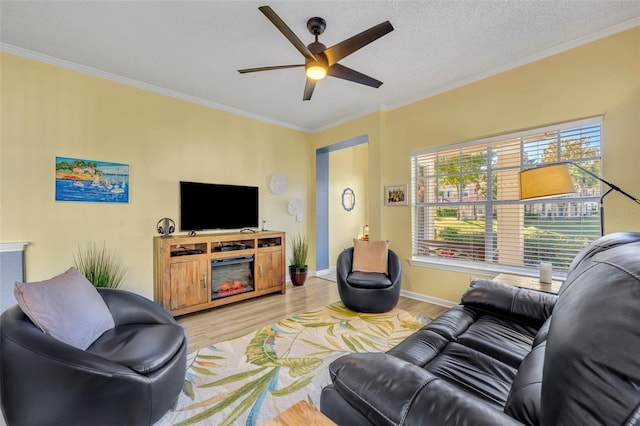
[324,21,394,66]
[303,79,316,101]
[238,64,304,74]
[327,63,383,88]
[258,6,317,62]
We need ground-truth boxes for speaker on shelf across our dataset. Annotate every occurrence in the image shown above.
[157,218,175,237]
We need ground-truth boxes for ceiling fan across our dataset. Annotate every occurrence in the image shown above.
[238,6,394,101]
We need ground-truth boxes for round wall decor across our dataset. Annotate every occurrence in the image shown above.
[269,173,288,195]
[288,198,303,215]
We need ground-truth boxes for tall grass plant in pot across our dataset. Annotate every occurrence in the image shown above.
[288,233,309,286]
[73,243,128,288]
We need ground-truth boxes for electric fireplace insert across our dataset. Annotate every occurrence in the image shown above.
[211,255,254,300]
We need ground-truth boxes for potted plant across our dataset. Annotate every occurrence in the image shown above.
[73,242,128,288]
[288,233,309,286]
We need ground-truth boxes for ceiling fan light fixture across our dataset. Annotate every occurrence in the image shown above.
[240,6,394,100]
[306,62,327,80]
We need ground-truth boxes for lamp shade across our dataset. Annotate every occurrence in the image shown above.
[519,163,575,200]
[305,62,327,80]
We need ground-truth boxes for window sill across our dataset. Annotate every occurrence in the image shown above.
[409,256,567,281]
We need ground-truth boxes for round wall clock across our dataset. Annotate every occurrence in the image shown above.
[269,173,288,195]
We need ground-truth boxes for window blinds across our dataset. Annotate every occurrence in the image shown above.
[411,118,602,274]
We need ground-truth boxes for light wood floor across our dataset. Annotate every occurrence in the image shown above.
[177,276,450,353]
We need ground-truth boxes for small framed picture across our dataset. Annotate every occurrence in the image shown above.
[385,184,408,206]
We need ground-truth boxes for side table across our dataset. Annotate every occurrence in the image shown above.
[265,400,336,426]
[493,273,562,294]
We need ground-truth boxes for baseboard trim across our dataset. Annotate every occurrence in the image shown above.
[315,266,336,277]
[400,289,458,308]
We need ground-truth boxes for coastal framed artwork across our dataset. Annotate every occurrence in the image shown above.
[55,157,129,203]
[385,184,408,206]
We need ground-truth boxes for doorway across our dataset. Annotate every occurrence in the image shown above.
[315,134,368,271]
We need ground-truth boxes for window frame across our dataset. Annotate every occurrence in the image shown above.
[409,116,603,280]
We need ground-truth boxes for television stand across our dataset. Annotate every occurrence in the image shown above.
[240,228,257,233]
[153,230,286,316]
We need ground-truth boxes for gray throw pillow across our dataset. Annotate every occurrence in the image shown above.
[14,267,115,350]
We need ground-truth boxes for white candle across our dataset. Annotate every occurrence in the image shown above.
[539,262,553,284]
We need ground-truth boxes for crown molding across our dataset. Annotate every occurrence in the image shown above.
[3,17,638,134]
[380,18,640,114]
[0,43,312,133]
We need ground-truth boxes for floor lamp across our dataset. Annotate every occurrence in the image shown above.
[519,161,640,235]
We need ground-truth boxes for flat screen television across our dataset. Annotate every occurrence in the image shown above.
[180,181,259,231]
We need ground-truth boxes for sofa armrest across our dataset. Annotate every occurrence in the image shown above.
[387,249,401,285]
[337,248,354,283]
[328,353,522,426]
[98,288,176,326]
[328,353,432,426]
[461,279,557,326]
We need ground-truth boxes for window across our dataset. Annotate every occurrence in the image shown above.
[411,117,602,275]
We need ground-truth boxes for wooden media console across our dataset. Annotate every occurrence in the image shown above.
[153,230,286,316]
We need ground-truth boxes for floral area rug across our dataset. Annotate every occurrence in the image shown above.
[155,301,430,426]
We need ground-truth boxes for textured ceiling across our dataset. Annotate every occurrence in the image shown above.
[1,1,639,132]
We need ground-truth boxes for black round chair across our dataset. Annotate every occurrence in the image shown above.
[0,288,186,426]
[336,247,402,313]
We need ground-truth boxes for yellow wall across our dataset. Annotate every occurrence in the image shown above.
[328,144,368,266]
[2,27,638,304]
[0,53,313,298]
[314,27,640,303]
[311,113,384,245]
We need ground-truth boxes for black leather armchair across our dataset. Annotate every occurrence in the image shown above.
[337,247,402,313]
[0,288,187,426]
[322,232,640,425]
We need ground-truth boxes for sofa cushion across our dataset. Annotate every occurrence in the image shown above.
[387,328,450,366]
[327,352,524,426]
[424,342,517,407]
[87,323,184,374]
[14,267,114,350]
[352,239,388,273]
[388,307,475,366]
[420,306,477,341]
[346,271,392,289]
[389,305,524,408]
[503,342,545,426]
[456,316,537,368]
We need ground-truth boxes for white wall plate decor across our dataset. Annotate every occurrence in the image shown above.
[288,198,303,215]
[269,173,288,195]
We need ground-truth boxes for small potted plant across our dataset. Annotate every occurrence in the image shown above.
[288,233,309,286]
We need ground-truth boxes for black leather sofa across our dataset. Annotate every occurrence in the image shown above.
[0,288,186,426]
[320,232,640,425]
